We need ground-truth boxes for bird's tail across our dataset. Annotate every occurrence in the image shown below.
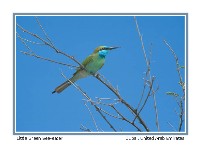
[52,77,75,94]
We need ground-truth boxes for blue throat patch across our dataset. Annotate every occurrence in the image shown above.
[99,50,108,58]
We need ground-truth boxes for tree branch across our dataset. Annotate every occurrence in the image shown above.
[163,40,185,132]
[134,16,160,131]
[62,73,117,132]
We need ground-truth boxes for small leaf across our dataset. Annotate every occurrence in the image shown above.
[179,66,185,69]
[166,92,179,97]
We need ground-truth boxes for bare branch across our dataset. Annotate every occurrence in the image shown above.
[95,73,149,131]
[17,24,51,48]
[94,97,120,106]
[167,122,177,132]
[80,124,91,132]
[111,105,142,132]
[16,32,45,45]
[178,101,184,132]
[134,16,149,66]
[164,40,185,132]
[35,16,55,47]
[16,32,34,53]
[98,107,121,119]
[163,40,185,99]
[20,51,78,68]
[84,102,99,131]
[136,69,150,110]
[134,16,160,131]
[152,89,160,131]
[61,73,117,132]
[133,76,155,122]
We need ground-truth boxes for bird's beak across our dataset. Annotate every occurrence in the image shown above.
[106,46,120,50]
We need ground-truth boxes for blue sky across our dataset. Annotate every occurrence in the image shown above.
[16,15,186,133]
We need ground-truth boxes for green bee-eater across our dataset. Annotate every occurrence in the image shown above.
[52,46,119,94]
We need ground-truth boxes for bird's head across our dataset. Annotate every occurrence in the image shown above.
[93,46,119,58]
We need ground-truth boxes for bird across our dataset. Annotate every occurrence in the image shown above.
[52,46,119,94]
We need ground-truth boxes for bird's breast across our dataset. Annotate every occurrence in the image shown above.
[85,55,105,73]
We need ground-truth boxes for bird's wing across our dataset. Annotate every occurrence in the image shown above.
[82,54,94,67]
[73,54,94,76]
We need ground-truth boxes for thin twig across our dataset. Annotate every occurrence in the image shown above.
[152,89,160,131]
[61,73,117,132]
[163,40,183,82]
[80,124,91,132]
[133,77,155,122]
[16,32,34,53]
[89,99,124,119]
[84,102,99,131]
[20,51,78,68]
[137,69,149,110]
[134,16,160,131]
[94,98,120,106]
[16,32,45,45]
[17,30,77,68]
[164,40,185,132]
[163,40,185,99]
[110,105,142,132]
[17,23,88,71]
[98,107,121,119]
[95,73,149,131]
[35,16,55,47]
[134,16,149,66]
[167,122,177,132]
[178,101,184,132]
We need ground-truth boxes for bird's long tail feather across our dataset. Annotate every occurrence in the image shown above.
[52,78,74,94]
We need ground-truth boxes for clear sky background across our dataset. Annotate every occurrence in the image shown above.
[16,15,186,133]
